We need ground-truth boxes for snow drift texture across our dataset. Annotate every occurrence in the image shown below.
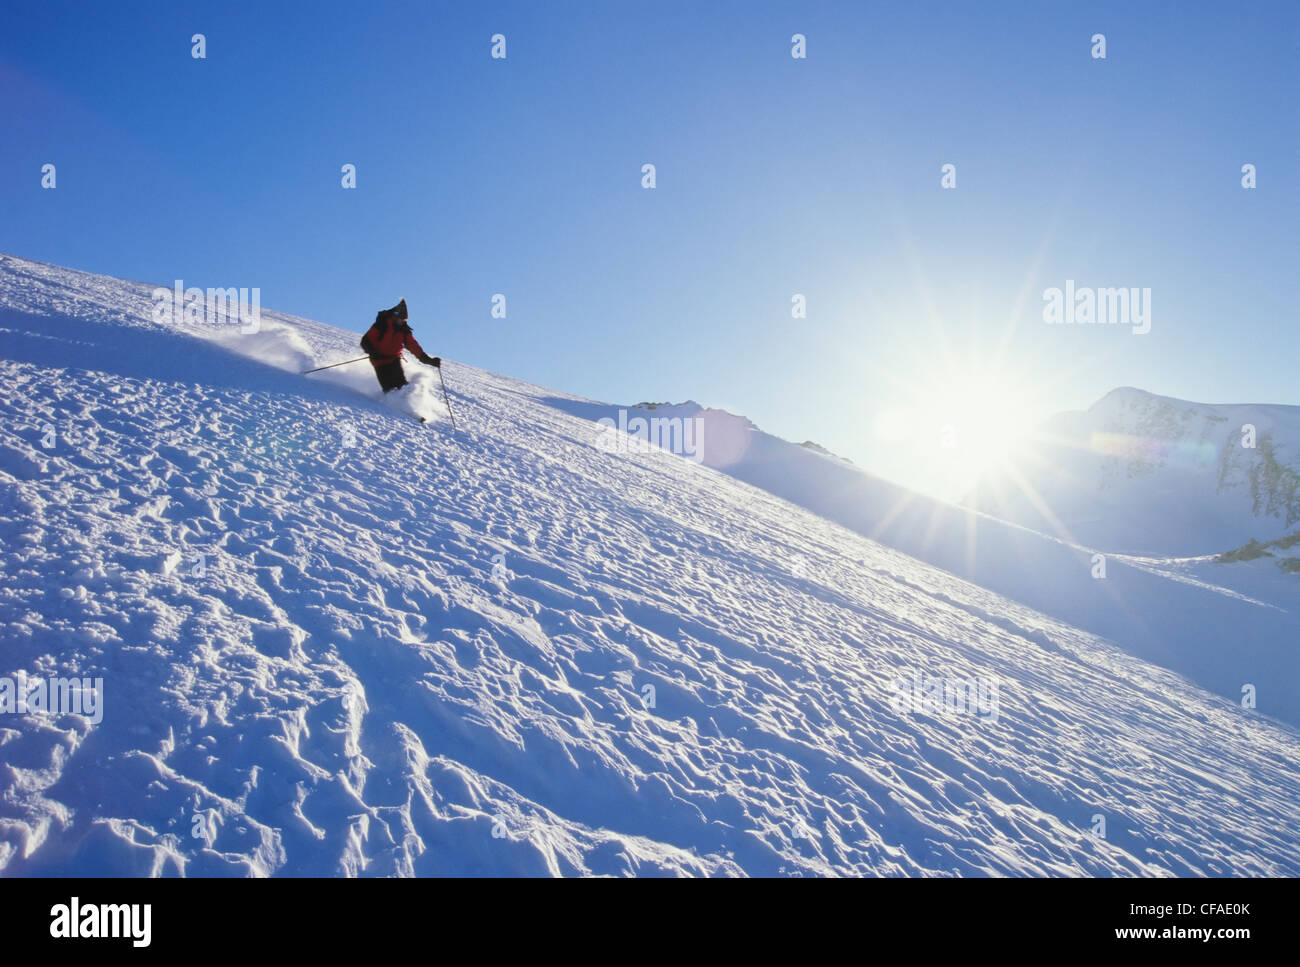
[0,253,1297,877]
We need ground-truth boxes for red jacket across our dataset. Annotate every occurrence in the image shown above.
[361,316,428,367]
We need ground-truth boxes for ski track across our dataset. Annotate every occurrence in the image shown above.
[0,254,1298,877]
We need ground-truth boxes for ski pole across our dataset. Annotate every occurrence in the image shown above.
[438,365,458,430]
[301,355,369,375]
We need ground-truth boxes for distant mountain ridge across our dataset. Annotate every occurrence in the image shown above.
[966,386,1300,558]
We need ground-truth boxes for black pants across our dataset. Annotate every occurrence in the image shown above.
[374,360,407,392]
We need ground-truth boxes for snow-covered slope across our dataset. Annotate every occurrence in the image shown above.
[553,400,1300,731]
[1,254,1298,877]
[966,387,1300,557]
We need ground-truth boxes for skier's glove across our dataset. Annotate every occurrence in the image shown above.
[422,355,441,368]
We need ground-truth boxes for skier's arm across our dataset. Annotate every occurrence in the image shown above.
[405,331,440,366]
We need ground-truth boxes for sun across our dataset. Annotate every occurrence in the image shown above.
[874,365,1044,501]
[929,373,1038,464]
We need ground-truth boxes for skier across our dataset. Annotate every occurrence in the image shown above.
[360,299,440,392]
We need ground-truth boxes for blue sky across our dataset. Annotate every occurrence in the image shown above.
[2,0,1296,497]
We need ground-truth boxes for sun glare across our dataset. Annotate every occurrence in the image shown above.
[874,366,1044,500]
